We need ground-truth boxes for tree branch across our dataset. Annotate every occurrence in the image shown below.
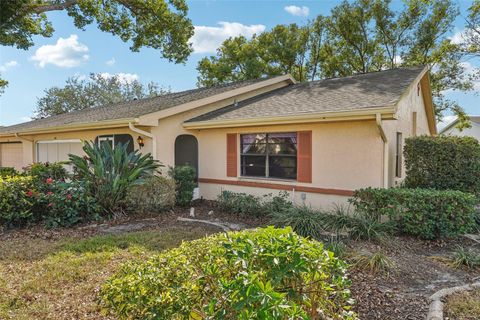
[32,0,78,14]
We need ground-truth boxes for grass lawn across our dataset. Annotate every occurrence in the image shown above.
[445,289,480,320]
[0,225,216,320]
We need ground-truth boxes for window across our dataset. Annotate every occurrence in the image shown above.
[412,112,417,137]
[95,134,134,153]
[395,132,403,178]
[240,133,297,180]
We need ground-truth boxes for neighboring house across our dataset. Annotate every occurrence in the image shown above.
[0,66,436,208]
[440,116,480,139]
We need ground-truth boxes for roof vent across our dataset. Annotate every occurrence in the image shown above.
[233,99,238,107]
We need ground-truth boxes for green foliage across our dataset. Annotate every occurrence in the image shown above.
[69,141,161,215]
[34,73,169,118]
[270,205,327,239]
[352,251,394,275]
[217,190,292,216]
[325,241,348,259]
[168,165,196,206]
[0,1,193,61]
[404,136,480,194]
[351,188,477,240]
[197,0,471,120]
[452,246,480,269]
[34,179,99,228]
[0,167,18,177]
[100,227,356,319]
[126,175,176,213]
[0,176,34,227]
[25,162,69,182]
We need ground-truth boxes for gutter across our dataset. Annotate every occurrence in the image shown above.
[128,122,157,160]
[376,113,389,188]
[184,107,396,129]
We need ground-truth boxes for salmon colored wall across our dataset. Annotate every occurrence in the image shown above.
[383,79,431,187]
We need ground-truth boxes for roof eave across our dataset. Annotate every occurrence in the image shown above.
[0,118,138,137]
[183,107,396,129]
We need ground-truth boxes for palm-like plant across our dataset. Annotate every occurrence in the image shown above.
[69,141,161,215]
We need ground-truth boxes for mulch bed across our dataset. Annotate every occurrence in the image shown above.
[1,200,478,320]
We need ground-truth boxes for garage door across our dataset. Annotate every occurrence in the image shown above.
[37,140,84,170]
[0,142,23,170]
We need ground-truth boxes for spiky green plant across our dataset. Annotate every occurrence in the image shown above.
[353,251,394,275]
[270,205,328,239]
[69,141,162,215]
[452,246,480,269]
[323,205,396,241]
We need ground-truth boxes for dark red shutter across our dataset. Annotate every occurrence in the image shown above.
[226,133,238,177]
[297,131,312,183]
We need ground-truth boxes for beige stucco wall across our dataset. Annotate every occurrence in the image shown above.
[382,79,431,187]
[0,127,150,169]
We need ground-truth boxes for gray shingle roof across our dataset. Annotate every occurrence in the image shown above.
[186,66,426,124]
[0,77,272,135]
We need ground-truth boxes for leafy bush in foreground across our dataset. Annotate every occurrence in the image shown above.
[126,175,176,213]
[25,162,69,182]
[100,227,356,320]
[168,165,196,206]
[350,188,477,240]
[404,135,480,194]
[0,175,34,227]
[0,167,18,177]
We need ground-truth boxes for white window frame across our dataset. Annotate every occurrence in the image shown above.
[98,135,115,149]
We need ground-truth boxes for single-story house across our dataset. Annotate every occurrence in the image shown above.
[440,115,480,139]
[0,66,436,208]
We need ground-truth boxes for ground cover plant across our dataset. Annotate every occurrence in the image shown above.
[217,190,292,216]
[0,225,216,320]
[100,226,356,320]
[444,289,480,320]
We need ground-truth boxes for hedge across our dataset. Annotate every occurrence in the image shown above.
[100,227,356,319]
[404,135,480,194]
[350,188,477,239]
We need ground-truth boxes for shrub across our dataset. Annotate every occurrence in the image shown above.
[25,162,69,182]
[322,204,396,241]
[217,190,292,216]
[404,135,480,194]
[0,176,34,227]
[0,167,18,177]
[350,188,477,239]
[126,176,176,213]
[270,205,327,239]
[452,246,480,269]
[100,227,356,320]
[34,179,99,228]
[352,251,394,275]
[168,165,196,206]
[69,141,161,215]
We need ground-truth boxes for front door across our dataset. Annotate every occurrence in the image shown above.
[174,135,198,180]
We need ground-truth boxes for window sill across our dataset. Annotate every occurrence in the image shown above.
[238,176,297,183]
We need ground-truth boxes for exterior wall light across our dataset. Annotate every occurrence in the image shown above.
[137,136,145,148]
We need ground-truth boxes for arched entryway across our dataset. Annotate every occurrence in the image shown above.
[174,134,199,180]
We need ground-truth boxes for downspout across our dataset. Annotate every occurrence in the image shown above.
[15,133,34,165]
[128,122,157,160]
[375,114,389,188]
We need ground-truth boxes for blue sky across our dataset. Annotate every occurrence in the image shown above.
[0,0,478,128]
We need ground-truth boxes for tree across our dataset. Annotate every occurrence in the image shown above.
[197,0,473,122]
[34,73,168,118]
[0,0,194,92]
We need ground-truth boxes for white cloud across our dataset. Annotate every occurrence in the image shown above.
[20,116,32,122]
[99,72,139,84]
[106,57,116,66]
[0,60,19,72]
[450,29,466,45]
[191,22,266,53]
[30,34,89,68]
[284,5,309,17]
